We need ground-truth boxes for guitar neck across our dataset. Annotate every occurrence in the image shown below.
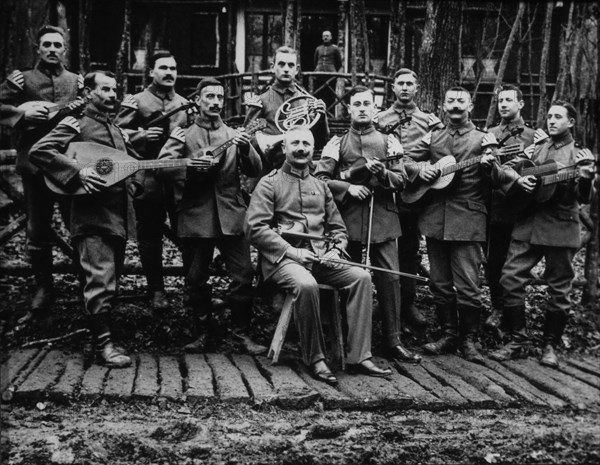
[541,169,578,186]
[134,158,190,170]
[440,144,523,176]
[521,162,575,177]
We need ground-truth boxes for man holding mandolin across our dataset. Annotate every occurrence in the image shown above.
[0,25,84,323]
[116,51,193,311]
[159,78,265,355]
[490,101,595,367]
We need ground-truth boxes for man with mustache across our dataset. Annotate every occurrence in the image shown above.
[244,46,329,174]
[29,71,141,368]
[484,84,535,332]
[116,52,192,311]
[490,101,594,367]
[408,86,497,364]
[374,68,444,331]
[245,125,392,384]
[315,86,421,365]
[159,78,264,354]
[313,30,342,109]
[0,25,83,323]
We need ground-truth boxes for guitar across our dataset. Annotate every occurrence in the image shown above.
[139,101,198,157]
[0,100,82,128]
[400,143,524,204]
[45,118,267,195]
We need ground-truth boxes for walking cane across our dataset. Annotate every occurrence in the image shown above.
[365,192,374,266]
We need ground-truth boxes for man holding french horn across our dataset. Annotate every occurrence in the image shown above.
[244,46,330,174]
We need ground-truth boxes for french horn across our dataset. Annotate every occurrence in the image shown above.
[255,94,323,154]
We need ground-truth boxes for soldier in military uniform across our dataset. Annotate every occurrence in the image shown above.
[29,71,140,368]
[315,86,421,364]
[245,125,392,385]
[313,30,342,108]
[484,84,535,331]
[116,51,193,310]
[490,101,594,367]
[0,25,83,321]
[408,86,498,364]
[158,78,264,355]
[244,46,329,173]
[374,68,443,330]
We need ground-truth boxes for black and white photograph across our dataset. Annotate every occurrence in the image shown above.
[0,1,599,463]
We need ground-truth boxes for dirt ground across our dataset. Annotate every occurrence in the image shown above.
[2,401,600,465]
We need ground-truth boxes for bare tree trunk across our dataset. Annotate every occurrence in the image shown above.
[582,192,599,305]
[389,0,406,76]
[78,0,91,73]
[142,19,154,88]
[284,0,301,53]
[536,1,554,128]
[554,1,575,100]
[484,1,526,127]
[336,0,347,63]
[418,0,462,114]
[115,0,131,88]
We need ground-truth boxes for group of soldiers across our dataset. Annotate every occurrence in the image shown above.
[1,26,595,386]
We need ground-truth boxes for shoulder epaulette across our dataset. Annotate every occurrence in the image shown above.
[244,93,263,108]
[121,95,138,110]
[77,74,84,90]
[421,131,433,145]
[476,126,488,133]
[58,116,81,133]
[267,168,278,177]
[7,70,24,90]
[118,127,130,143]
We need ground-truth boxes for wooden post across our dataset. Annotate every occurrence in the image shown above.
[115,0,131,90]
[582,187,599,305]
[535,1,554,128]
[78,0,91,73]
[554,1,575,101]
[484,1,526,128]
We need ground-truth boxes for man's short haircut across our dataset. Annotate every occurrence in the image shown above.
[273,46,297,61]
[348,85,374,101]
[550,100,578,121]
[36,25,65,43]
[446,86,472,99]
[149,51,175,69]
[284,124,314,142]
[83,71,116,89]
[196,77,223,94]
[393,68,418,82]
[497,84,523,101]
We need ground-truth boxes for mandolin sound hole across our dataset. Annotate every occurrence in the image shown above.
[95,158,114,176]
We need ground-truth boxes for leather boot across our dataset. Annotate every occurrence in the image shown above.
[402,297,428,328]
[539,311,567,368]
[484,307,503,331]
[138,242,166,309]
[423,301,458,354]
[184,296,212,353]
[30,248,55,312]
[458,305,485,364]
[229,300,267,355]
[489,305,529,361]
[184,315,210,353]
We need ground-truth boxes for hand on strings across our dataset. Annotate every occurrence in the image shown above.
[146,126,164,141]
[418,165,440,183]
[365,158,386,179]
[189,156,214,173]
[320,248,345,270]
[233,129,251,149]
[285,247,317,268]
[517,175,537,193]
[79,166,107,193]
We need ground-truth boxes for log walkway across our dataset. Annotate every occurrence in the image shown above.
[2,349,599,411]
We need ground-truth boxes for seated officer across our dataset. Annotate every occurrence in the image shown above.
[245,125,392,385]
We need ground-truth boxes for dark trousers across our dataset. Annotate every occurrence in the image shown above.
[271,261,373,365]
[501,239,575,316]
[347,239,402,348]
[23,172,71,252]
[485,222,514,310]
[398,211,421,306]
[181,235,254,328]
[74,235,125,315]
[426,238,483,308]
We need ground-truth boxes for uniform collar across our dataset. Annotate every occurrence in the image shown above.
[499,116,525,132]
[282,161,310,178]
[83,103,112,123]
[447,120,475,136]
[393,101,417,115]
[551,132,574,149]
[272,81,297,96]
[194,114,223,130]
[36,61,65,77]
[350,123,375,135]
[148,83,176,100]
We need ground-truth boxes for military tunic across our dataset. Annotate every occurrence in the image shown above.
[407,120,491,308]
[500,133,593,317]
[245,162,373,365]
[244,82,329,172]
[29,103,141,316]
[315,125,408,348]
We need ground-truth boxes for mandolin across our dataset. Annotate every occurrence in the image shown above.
[401,143,524,204]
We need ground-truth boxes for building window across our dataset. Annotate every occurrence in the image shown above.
[245,13,283,72]
[192,12,220,68]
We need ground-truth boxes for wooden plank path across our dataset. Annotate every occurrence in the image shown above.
[2,350,599,411]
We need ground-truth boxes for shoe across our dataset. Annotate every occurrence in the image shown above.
[387,344,422,364]
[540,343,558,368]
[310,360,338,386]
[423,335,458,355]
[403,303,428,328]
[233,331,267,355]
[347,359,392,378]
[461,338,485,365]
[484,307,502,330]
[489,341,527,361]
[184,333,208,353]
[151,290,169,311]
[98,342,132,368]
